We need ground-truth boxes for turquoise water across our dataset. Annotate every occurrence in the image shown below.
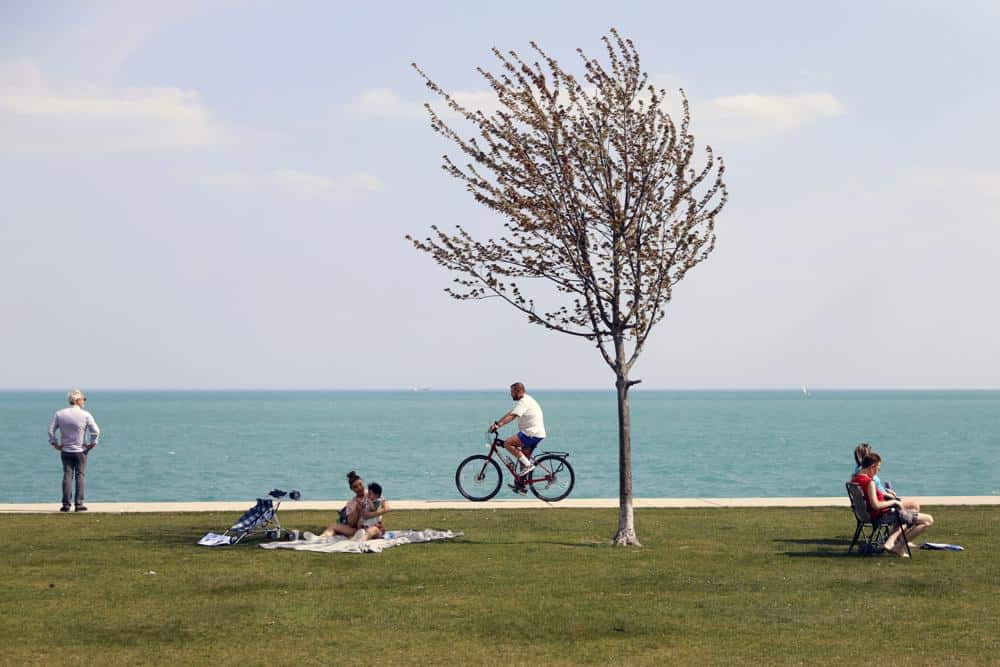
[2,390,997,503]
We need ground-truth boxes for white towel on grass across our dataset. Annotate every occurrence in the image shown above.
[259,529,462,553]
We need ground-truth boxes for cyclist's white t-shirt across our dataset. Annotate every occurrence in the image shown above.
[511,394,546,438]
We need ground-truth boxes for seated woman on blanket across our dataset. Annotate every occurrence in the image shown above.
[851,452,933,557]
[320,470,367,538]
[355,482,390,541]
[853,442,920,512]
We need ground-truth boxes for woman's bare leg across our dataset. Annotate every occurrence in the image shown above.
[884,527,904,552]
[904,513,934,543]
[321,522,356,538]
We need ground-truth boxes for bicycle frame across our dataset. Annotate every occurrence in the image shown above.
[456,431,574,502]
[484,433,563,486]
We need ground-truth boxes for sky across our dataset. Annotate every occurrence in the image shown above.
[1,0,998,390]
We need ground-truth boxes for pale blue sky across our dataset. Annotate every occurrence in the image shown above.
[2,1,997,389]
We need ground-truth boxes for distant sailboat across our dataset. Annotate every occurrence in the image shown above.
[802,386,811,398]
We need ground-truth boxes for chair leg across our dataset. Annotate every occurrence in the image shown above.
[848,522,863,554]
[899,524,911,557]
[868,524,888,554]
[860,526,875,554]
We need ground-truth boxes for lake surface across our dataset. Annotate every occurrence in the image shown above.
[2,390,997,503]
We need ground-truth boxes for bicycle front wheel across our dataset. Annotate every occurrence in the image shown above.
[528,455,575,502]
[455,454,503,501]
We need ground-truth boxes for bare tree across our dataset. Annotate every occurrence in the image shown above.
[408,29,727,546]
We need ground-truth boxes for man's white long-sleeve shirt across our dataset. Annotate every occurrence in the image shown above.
[49,406,100,453]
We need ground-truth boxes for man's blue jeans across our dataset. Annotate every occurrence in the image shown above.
[60,451,87,507]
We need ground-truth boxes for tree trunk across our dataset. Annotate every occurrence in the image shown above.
[612,365,641,547]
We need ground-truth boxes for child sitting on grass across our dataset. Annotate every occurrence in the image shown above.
[353,482,390,541]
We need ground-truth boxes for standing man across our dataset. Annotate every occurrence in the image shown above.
[48,389,100,512]
[489,382,546,490]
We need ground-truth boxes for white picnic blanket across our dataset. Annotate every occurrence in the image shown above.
[259,529,463,554]
[197,532,234,547]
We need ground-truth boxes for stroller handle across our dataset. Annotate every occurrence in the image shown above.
[268,489,302,500]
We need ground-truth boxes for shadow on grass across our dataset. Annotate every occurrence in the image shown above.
[774,536,858,558]
[774,537,852,547]
[73,530,219,547]
[448,538,607,549]
[781,550,855,558]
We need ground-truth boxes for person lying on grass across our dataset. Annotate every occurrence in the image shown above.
[851,451,934,557]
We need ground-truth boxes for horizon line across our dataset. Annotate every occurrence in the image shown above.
[2,386,998,392]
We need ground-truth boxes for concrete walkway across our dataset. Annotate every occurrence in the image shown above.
[1,496,996,514]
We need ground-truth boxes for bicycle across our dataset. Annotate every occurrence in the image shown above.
[455,431,575,502]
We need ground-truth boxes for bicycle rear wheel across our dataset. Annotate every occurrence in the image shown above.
[455,454,503,501]
[528,455,575,502]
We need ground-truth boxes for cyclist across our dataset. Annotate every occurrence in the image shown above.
[489,382,546,489]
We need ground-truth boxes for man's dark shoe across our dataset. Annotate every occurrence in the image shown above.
[60,505,71,512]
[75,505,88,512]
[508,484,528,495]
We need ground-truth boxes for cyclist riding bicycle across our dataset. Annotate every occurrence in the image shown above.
[489,382,546,490]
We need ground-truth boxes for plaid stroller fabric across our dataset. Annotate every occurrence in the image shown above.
[198,489,300,546]
[230,498,276,535]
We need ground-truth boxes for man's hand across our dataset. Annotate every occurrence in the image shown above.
[50,442,61,450]
[489,421,500,433]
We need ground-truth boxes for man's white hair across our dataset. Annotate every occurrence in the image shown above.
[67,389,86,405]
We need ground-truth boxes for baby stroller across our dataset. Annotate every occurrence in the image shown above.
[224,488,301,545]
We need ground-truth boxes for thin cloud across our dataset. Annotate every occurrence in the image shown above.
[345,87,502,121]
[698,92,845,141]
[343,88,425,119]
[190,168,382,202]
[41,2,211,81]
[271,169,382,200]
[896,166,1000,200]
[0,59,232,153]
[350,83,843,145]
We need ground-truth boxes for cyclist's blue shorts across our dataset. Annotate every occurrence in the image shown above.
[517,432,544,449]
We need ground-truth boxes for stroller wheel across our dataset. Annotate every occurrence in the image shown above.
[265,529,280,539]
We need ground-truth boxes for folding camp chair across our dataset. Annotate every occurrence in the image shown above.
[846,482,910,556]
[224,488,301,545]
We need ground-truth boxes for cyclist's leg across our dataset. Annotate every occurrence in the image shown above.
[502,434,524,459]
[508,434,541,477]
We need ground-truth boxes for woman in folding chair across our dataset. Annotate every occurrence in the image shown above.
[851,452,934,557]
[853,443,921,513]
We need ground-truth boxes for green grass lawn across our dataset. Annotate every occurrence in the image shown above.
[2,506,997,665]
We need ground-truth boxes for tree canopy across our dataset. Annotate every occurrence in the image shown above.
[409,29,727,379]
